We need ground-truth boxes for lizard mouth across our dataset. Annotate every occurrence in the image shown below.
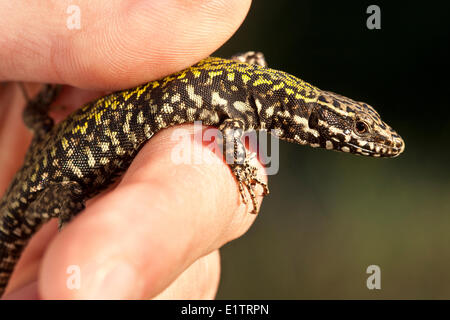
[347,141,403,157]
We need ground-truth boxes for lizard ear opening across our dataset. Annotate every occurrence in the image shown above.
[308,110,319,130]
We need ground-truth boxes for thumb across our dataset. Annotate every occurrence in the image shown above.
[0,0,251,89]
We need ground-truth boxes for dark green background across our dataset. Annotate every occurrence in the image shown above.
[215,0,450,299]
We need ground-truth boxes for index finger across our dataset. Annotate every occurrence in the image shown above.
[39,124,267,299]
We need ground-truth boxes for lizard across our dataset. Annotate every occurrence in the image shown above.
[0,52,405,296]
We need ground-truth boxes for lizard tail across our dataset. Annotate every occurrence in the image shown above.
[0,215,30,297]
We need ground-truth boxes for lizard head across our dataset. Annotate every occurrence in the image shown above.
[306,90,405,157]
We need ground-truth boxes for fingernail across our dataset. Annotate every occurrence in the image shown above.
[80,261,138,299]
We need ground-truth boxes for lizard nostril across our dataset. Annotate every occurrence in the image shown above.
[391,136,405,154]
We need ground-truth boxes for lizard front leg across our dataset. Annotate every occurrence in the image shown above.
[219,119,269,214]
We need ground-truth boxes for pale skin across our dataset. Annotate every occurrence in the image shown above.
[0,0,265,299]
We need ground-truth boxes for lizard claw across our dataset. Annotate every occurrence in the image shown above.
[230,156,269,214]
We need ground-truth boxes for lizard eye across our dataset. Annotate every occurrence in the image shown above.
[354,120,369,135]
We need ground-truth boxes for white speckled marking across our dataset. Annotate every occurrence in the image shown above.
[187,85,203,107]
[211,91,227,106]
[233,101,250,113]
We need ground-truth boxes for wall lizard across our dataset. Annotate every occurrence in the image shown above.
[0,52,404,296]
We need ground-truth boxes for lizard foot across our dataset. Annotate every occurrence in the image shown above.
[230,153,269,214]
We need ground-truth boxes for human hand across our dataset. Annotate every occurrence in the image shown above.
[0,0,266,299]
